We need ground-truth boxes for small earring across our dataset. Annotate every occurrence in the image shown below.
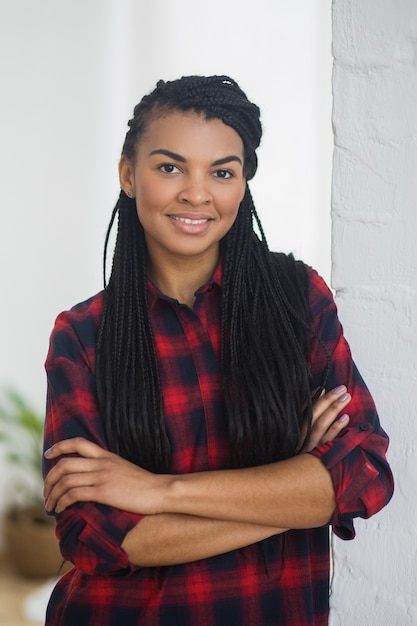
[127,190,133,198]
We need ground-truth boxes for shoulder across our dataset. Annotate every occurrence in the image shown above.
[303,265,337,318]
[47,292,104,364]
[270,250,307,274]
[269,252,337,320]
[269,252,311,316]
[270,251,309,292]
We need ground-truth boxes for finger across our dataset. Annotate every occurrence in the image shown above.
[312,393,351,430]
[44,456,103,499]
[298,386,341,451]
[319,414,350,445]
[301,414,350,452]
[44,437,107,460]
[52,485,101,514]
[45,470,101,512]
[302,392,351,453]
[301,413,350,453]
[312,385,347,414]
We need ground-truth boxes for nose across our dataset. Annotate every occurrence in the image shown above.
[178,174,211,206]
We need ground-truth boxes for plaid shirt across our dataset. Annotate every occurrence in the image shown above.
[43,263,393,626]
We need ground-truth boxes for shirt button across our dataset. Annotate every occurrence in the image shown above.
[359,423,369,431]
[207,285,213,292]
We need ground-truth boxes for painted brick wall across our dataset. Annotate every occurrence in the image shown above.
[331,1,417,623]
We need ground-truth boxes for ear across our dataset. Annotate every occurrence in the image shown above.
[118,156,135,197]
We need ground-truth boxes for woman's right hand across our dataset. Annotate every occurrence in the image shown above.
[298,386,351,453]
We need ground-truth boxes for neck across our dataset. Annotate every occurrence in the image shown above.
[147,252,219,308]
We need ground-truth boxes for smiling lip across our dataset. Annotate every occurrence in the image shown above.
[168,214,213,234]
[170,215,211,224]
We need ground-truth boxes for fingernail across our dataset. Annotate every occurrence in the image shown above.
[338,393,350,402]
[338,414,349,422]
[332,385,346,394]
[44,447,52,457]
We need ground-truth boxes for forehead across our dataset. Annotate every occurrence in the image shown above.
[136,111,244,160]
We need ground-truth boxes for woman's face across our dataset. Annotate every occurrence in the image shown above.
[119,111,246,272]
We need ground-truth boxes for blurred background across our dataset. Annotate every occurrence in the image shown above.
[0,1,332,622]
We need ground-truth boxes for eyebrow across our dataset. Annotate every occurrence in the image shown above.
[148,149,243,167]
[212,155,243,167]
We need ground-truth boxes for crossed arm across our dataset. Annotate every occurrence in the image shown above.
[44,387,351,567]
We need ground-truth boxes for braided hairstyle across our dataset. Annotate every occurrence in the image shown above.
[96,75,329,473]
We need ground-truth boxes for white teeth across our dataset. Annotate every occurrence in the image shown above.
[171,216,208,225]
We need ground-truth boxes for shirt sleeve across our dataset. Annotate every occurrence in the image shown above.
[306,267,394,540]
[43,301,144,575]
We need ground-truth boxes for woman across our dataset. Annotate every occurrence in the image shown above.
[43,75,393,625]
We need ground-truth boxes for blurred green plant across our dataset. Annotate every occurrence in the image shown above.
[0,389,44,507]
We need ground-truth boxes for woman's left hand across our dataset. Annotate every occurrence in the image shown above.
[44,438,166,515]
[298,385,351,454]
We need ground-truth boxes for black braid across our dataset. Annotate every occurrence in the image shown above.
[97,192,170,471]
[96,75,330,472]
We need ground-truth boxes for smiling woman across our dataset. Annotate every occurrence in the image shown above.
[42,75,393,626]
[118,112,247,304]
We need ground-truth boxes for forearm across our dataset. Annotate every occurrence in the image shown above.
[122,514,286,566]
[44,390,347,529]
[162,454,335,529]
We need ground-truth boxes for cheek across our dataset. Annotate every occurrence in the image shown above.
[224,188,244,217]
[135,182,167,218]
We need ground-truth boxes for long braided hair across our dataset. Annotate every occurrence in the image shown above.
[96,75,329,473]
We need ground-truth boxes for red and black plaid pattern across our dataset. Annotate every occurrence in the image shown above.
[43,263,393,625]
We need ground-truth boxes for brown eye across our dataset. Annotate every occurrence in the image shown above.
[160,164,180,174]
[214,169,233,179]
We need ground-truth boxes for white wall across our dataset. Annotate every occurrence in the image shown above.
[331,1,416,623]
[0,0,332,535]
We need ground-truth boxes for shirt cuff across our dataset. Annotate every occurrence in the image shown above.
[56,503,144,574]
[309,422,381,540]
